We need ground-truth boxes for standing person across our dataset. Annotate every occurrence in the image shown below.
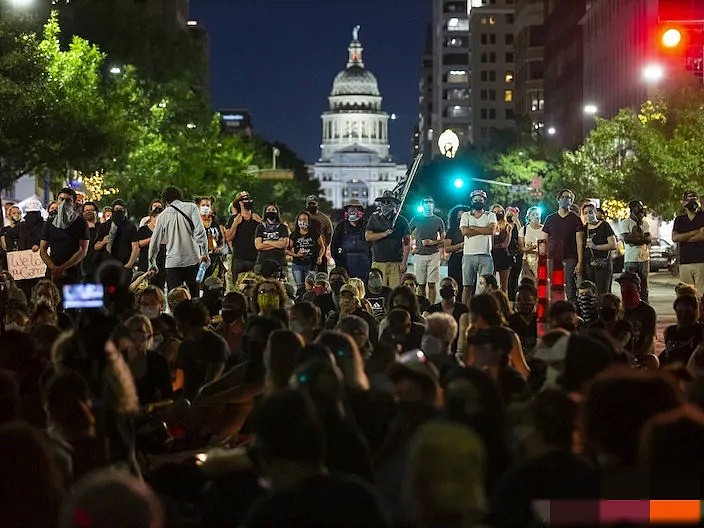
[139,199,164,227]
[490,204,512,294]
[136,208,166,289]
[582,202,617,295]
[506,206,522,301]
[100,206,112,224]
[0,205,21,252]
[518,206,547,281]
[305,195,333,272]
[39,187,89,288]
[254,203,289,270]
[224,191,262,288]
[445,205,471,303]
[16,198,45,299]
[330,199,371,281]
[620,199,651,303]
[409,196,445,303]
[103,199,139,271]
[672,191,704,295]
[365,191,411,288]
[80,201,100,282]
[460,189,497,305]
[542,189,585,302]
[148,186,208,298]
[288,211,325,289]
[197,196,226,281]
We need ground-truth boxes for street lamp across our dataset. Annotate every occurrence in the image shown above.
[109,66,122,75]
[272,147,281,169]
[438,129,460,159]
[547,126,556,136]
[642,64,664,83]
[584,104,598,115]
[186,123,197,129]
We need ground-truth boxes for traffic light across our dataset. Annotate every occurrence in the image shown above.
[660,27,684,50]
[453,178,465,189]
[658,23,704,74]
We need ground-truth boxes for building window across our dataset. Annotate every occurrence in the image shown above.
[481,34,487,45]
[446,105,470,118]
[447,17,469,31]
[490,34,496,44]
[505,71,513,83]
[447,37,465,47]
[489,109,496,120]
[506,14,514,24]
[489,16,496,25]
[506,109,515,119]
[490,89,496,101]
[489,71,496,82]
[504,89,513,102]
[505,52,514,63]
[505,33,514,45]
[481,108,487,119]
[480,71,487,81]
[447,70,468,83]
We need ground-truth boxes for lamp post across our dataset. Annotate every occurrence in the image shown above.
[642,64,665,83]
[272,147,280,169]
[437,129,460,159]
[583,104,598,116]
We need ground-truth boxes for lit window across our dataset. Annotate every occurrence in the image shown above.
[448,17,459,27]
[505,71,514,83]
[489,16,496,25]
[504,90,513,102]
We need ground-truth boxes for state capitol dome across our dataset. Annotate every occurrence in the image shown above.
[331,65,380,97]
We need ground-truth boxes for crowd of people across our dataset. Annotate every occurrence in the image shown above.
[1,184,704,527]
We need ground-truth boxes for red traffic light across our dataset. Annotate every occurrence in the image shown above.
[661,27,683,48]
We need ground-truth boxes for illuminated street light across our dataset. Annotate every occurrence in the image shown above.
[186,123,197,129]
[187,20,198,26]
[584,104,598,115]
[453,178,464,189]
[642,64,664,83]
[438,128,460,159]
[661,28,682,48]
[109,66,122,75]
[390,113,397,120]
[547,127,556,136]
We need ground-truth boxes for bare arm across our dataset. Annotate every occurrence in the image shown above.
[444,238,463,253]
[39,240,55,269]
[224,214,241,243]
[60,240,89,271]
[148,217,164,268]
[672,229,699,242]
[317,235,325,263]
[366,229,391,242]
[125,241,139,268]
[510,333,530,380]
[401,235,411,267]
[576,230,585,265]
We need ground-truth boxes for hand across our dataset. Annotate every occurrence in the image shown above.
[103,235,111,243]
[233,214,243,226]
[200,255,210,264]
[585,239,594,249]
[149,265,159,275]
[214,246,222,254]
[31,245,39,252]
[575,262,584,276]
[316,256,323,265]
[51,266,65,280]
[385,229,394,237]
[421,239,435,247]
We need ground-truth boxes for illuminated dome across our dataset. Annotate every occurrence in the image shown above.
[330,26,380,97]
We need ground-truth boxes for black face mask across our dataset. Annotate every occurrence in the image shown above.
[470,201,484,211]
[330,279,345,294]
[307,205,318,215]
[112,210,126,224]
[265,211,278,222]
[439,286,455,300]
[685,201,699,212]
[242,200,253,211]
[495,212,505,221]
[506,215,514,222]
[48,209,58,218]
[599,307,618,322]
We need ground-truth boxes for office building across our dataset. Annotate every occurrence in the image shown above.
[514,0,545,137]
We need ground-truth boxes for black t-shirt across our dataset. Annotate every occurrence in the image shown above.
[623,301,657,355]
[585,221,615,260]
[662,323,704,365]
[110,221,139,266]
[365,286,393,319]
[133,352,173,404]
[542,212,585,260]
[41,217,89,269]
[177,330,230,399]
[242,473,391,528]
[2,224,19,251]
[673,211,704,265]
[290,229,320,267]
[507,313,538,353]
[366,214,410,263]
[226,215,260,263]
[136,225,166,272]
[254,222,290,266]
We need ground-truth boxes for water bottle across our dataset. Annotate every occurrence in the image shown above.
[196,261,208,283]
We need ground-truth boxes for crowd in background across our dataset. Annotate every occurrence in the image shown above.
[1,184,704,527]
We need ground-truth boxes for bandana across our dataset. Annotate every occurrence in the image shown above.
[53,199,79,230]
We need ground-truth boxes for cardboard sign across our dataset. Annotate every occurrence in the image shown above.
[7,249,47,280]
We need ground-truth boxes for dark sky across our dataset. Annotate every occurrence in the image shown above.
[189,0,432,165]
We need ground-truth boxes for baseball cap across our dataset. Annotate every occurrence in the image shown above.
[314,272,329,284]
[234,191,252,202]
[111,199,127,209]
[24,198,42,212]
[339,283,360,299]
[305,195,319,204]
[615,271,641,288]
[375,190,400,204]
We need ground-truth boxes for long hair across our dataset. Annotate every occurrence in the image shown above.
[315,330,370,392]
[294,211,313,235]
[448,205,471,234]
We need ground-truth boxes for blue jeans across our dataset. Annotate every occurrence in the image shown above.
[462,254,494,288]
[292,263,312,289]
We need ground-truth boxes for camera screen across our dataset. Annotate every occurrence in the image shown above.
[63,283,104,309]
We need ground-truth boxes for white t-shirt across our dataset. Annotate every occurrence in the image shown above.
[522,224,547,271]
[620,217,650,262]
[460,211,497,255]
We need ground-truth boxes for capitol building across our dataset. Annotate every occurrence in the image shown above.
[310,27,407,209]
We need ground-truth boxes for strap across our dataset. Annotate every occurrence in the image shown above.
[169,204,195,232]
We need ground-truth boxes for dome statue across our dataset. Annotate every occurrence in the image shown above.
[330,26,381,97]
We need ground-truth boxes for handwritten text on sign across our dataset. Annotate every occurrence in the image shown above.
[7,250,47,280]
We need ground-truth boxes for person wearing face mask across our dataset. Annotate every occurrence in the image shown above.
[409,196,445,303]
[542,189,585,302]
[1,205,21,252]
[216,292,248,366]
[507,284,538,354]
[518,206,547,281]
[253,279,288,317]
[421,313,460,379]
[96,199,139,271]
[505,206,523,301]
[136,207,166,288]
[78,201,100,281]
[137,286,164,322]
[445,205,472,303]
[149,186,208,298]
[331,199,372,281]
[288,211,325,289]
[139,199,164,228]
[365,191,411,289]
[661,294,704,366]
[305,195,333,272]
[312,267,349,318]
[423,277,468,353]
[575,280,599,325]
[365,267,393,320]
[39,187,89,287]
[620,200,651,303]
[590,293,623,332]
[616,271,656,357]
[225,191,262,289]
[460,189,497,305]
[673,191,704,296]
[325,283,378,340]
[254,203,290,270]
[16,199,46,298]
[582,203,616,295]
[196,196,226,283]
[124,315,172,404]
[490,204,513,294]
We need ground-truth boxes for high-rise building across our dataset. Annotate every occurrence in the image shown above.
[469,0,516,146]
[514,0,545,137]
[310,28,406,209]
[427,0,472,156]
[543,0,585,150]
[415,25,434,158]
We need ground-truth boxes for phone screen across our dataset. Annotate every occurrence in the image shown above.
[63,283,105,309]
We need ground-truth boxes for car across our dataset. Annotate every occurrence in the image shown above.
[612,237,674,273]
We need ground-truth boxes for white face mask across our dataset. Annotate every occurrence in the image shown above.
[200,205,211,216]
[140,305,161,320]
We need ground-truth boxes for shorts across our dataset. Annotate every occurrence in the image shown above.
[462,254,494,287]
[414,253,441,284]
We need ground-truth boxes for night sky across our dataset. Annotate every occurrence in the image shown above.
[189,0,432,165]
